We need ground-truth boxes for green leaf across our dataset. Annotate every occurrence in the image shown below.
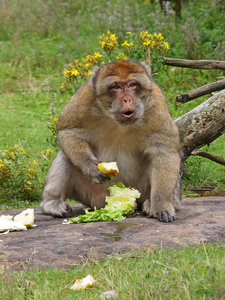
[70,182,140,223]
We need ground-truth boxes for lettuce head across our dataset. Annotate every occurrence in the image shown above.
[70,183,140,223]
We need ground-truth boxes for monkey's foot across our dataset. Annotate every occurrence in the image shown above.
[142,199,176,223]
[40,199,73,218]
[158,210,176,223]
[149,210,176,223]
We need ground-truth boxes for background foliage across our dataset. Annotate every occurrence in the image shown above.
[0,0,225,208]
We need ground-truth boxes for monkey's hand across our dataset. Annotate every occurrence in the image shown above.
[142,199,176,223]
[82,159,111,184]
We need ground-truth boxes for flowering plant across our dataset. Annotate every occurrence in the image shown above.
[0,146,54,202]
[61,31,170,94]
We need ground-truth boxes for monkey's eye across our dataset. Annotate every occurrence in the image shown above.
[128,81,138,88]
[110,83,121,91]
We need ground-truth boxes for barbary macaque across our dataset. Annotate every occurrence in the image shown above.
[40,60,182,222]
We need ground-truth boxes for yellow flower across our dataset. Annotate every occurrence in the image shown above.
[93,52,103,58]
[116,53,129,60]
[100,41,106,49]
[53,117,58,122]
[47,148,53,155]
[140,31,149,39]
[121,40,129,47]
[71,69,80,77]
[0,162,5,169]
[60,83,66,89]
[99,31,118,54]
[143,39,151,46]
[63,69,70,77]
[154,33,164,40]
[164,42,170,50]
[19,147,26,154]
[32,160,38,166]
[11,152,15,156]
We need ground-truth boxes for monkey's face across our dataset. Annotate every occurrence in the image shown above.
[93,60,152,125]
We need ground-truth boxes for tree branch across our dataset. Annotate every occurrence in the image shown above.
[163,57,225,69]
[146,48,152,77]
[176,79,225,103]
[191,150,225,166]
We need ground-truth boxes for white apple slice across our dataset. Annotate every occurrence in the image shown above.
[14,208,35,228]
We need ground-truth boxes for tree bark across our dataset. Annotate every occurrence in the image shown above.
[175,90,225,158]
[164,57,225,69]
[176,79,225,103]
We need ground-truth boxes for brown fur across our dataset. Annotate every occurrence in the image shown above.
[40,60,181,222]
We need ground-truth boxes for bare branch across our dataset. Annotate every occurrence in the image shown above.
[163,57,225,69]
[146,48,152,77]
[176,79,225,103]
[191,150,225,166]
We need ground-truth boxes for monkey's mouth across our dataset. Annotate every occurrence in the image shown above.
[121,110,135,119]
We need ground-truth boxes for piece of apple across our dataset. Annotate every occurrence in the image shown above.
[97,162,119,177]
[14,208,35,228]
[70,274,96,291]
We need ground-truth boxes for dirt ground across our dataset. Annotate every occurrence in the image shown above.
[0,196,225,270]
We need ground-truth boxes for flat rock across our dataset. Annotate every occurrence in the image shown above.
[0,196,225,269]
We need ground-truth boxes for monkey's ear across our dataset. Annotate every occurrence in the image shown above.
[90,65,101,79]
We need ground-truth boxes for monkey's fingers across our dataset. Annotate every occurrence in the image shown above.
[97,172,111,183]
[158,210,176,223]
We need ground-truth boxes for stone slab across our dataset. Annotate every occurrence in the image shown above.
[0,196,225,269]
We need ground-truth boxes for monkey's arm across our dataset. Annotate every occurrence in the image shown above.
[57,81,109,183]
[58,128,110,184]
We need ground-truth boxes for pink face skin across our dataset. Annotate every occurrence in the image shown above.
[108,80,140,122]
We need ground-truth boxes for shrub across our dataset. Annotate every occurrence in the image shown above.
[0,145,53,202]
[60,31,170,94]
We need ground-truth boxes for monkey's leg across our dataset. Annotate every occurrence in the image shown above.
[172,173,182,210]
[143,153,180,222]
[40,150,74,217]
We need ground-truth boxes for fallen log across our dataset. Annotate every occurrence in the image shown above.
[164,57,225,69]
[176,79,225,103]
[175,89,225,158]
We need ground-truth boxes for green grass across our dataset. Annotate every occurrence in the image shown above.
[1,243,225,299]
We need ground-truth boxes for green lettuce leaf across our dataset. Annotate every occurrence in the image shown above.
[70,182,140,223]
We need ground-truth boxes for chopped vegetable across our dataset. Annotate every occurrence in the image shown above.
[70,182,140,223]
